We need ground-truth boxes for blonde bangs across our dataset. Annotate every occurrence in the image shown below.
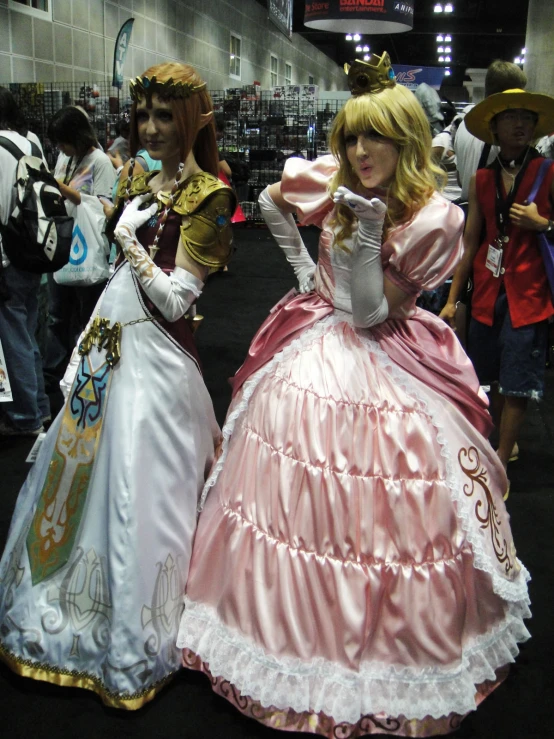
[342,92,408,144]
[329,85,446,250]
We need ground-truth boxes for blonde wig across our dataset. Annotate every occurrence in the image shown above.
[329,84,446,246]
[129,62,218,177]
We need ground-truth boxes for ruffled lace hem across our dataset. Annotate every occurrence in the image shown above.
[178,597,530,724]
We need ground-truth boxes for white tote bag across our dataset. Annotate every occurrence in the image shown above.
[54,194,110,286]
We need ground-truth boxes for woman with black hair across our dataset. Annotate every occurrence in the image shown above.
[44,106,115,388]
[48,106,115,205]
[0,87,44,157]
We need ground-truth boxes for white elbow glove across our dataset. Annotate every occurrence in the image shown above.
[60,342,82,399]
[258,186,316,293]
[333,186,389,328]
[114,194,203,322]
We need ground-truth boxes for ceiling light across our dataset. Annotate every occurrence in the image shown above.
[345,34,352,40]
[363,54,370,61]
[522,48,526,54]
[445,35,452,42]
[514,57,521,64]
[444,46,451,53]
[230,54,235,59]
[434,3,443,12]
[444,3,453,11]
[445,70,451,76]
[356,45,362,52]
[363,45,370,52]
[438,56,444,62]
[437,46,444,52]
[445,55,451,62]
[353,33,361,41]
[436,34,444,41]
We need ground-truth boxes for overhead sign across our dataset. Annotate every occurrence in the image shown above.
[304,0,414,34]
[393,65,446,90]
[112,18,135,90]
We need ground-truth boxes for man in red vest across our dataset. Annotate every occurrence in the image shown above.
[441,89,554,495]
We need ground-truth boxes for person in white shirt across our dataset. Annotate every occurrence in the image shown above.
[0,88,50,435]
[454,61,527,202]
[432,124,462,202]
[43,106,115,389]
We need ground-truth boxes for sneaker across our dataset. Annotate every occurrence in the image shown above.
[0,419,45,437]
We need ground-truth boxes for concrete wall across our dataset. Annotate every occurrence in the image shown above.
[524,0,554,95]
[0,0,347,91]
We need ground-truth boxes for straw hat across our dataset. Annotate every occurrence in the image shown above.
[464,88,554,144]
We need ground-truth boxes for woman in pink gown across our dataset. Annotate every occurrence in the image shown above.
[177,54,530,737]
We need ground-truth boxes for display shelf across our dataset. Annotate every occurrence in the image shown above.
[11,81,344,220]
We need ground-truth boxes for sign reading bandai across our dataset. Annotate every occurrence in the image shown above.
[304,0,413,33]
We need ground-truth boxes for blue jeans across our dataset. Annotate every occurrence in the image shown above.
[468,291,548,400]
[0,264,50,430]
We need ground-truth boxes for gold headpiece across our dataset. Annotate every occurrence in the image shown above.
[344,53,396,96]
[129,75,206,105]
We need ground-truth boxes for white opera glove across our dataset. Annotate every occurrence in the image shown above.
[60,341,82,399]
[114,194,204,322]
[333,186,389,328]
[259,186,316,293]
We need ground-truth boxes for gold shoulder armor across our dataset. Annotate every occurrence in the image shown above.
[115,171,155,202]
[174,173,237,271]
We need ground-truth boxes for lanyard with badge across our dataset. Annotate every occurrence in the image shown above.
[487,158,532,277]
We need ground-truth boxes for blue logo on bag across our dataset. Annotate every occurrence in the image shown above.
[70,225,88,265]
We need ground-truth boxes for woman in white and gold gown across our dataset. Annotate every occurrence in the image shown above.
[0,62,235,709]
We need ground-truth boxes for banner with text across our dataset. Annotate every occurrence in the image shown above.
[269,0,292,38]
[112,18,135,90]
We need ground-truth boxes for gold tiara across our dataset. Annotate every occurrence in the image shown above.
[129,75,206,104]
[344,52,396,96]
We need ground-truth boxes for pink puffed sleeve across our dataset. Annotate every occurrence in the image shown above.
[383,195,464,294]
[281,154,337,228]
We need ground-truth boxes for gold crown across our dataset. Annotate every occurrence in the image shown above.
[129,75,206,104]
[344,52,396,96]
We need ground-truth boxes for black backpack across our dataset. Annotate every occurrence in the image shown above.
[0,136,74,273]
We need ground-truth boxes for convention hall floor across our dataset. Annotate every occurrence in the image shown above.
[0,227,552,738]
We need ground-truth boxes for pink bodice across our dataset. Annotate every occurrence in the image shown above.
[282,155,465,318]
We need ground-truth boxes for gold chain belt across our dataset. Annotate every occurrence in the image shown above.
[79,311,204,367]
[78,315,154,367]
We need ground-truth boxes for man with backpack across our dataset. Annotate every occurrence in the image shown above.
[0,88,51,436]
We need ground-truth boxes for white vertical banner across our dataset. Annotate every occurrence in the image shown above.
[268,0,292,39]
[0,339,13,402]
